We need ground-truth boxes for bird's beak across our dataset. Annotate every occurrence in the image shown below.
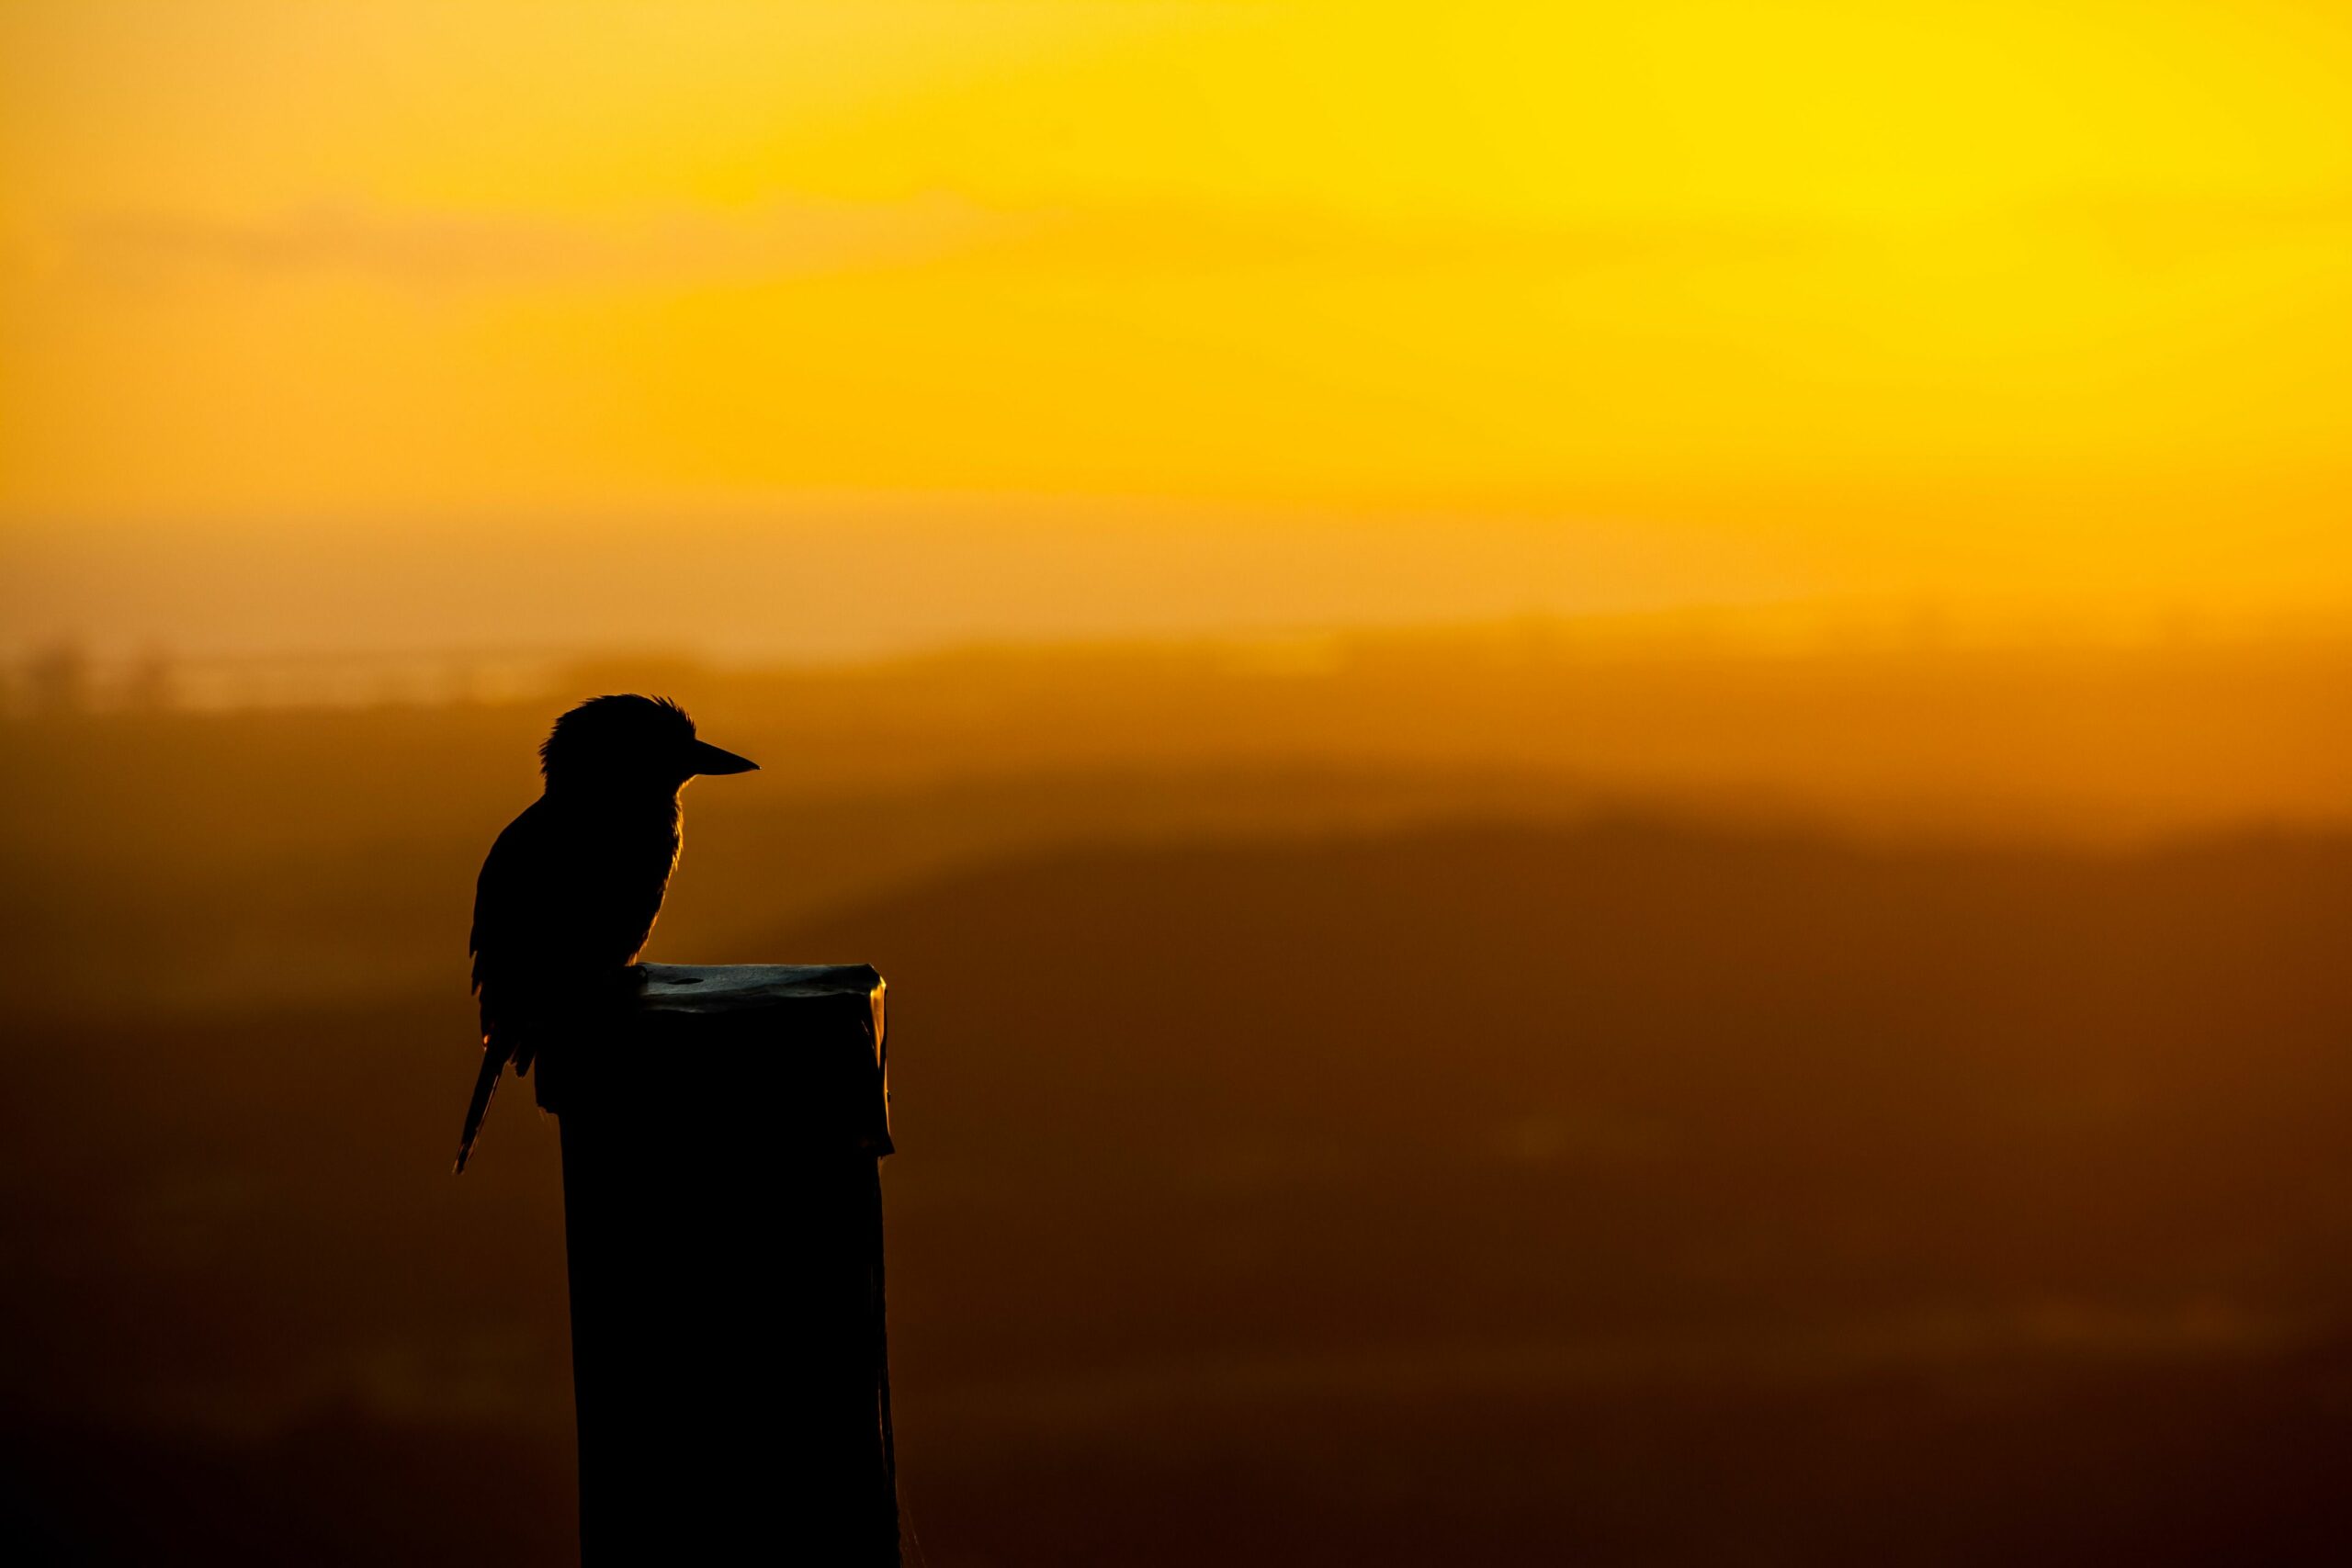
[685,739,759,776]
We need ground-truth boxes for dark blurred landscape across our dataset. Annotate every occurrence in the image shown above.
[5,628,2352,1565]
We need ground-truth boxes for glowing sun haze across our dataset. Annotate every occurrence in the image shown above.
[6,0,2352,653]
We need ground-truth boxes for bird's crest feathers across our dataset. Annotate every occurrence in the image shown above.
[538,694,696,780]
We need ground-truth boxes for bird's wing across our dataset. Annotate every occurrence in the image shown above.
[469,800,556,992]
[458,799,682,1172]
[459,803,548,1169]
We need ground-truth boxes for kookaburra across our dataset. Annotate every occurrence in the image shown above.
[455,694,757,1172]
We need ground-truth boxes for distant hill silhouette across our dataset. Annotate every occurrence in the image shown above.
[7,817,2352,1564]
[797,818,2352,1342]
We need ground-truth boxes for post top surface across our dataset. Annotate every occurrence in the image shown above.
[633,962,883,1018]
[553,964,891,1154]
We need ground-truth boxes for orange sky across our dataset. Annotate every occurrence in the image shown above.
[6,1,2352,649]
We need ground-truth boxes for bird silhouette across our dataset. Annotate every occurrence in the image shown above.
[455,694,757,1172]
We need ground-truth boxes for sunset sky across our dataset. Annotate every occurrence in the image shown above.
[6,1,2352,653]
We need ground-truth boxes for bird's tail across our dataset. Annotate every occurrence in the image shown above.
[453,1037,507,1175]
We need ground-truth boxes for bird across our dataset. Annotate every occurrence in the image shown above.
[454,694,758,1172]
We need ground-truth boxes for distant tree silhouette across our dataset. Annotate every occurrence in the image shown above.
[125,644,178,714]
[21,638,91,716]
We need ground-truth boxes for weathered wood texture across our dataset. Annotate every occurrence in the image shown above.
[548,963,898,1566]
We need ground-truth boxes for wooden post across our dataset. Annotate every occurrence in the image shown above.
[544,963,899,1565]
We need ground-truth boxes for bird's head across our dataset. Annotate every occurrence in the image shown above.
[538,694,758,795]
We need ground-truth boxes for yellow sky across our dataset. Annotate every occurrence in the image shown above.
[6,0,2352,625]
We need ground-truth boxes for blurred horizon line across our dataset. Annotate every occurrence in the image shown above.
[16,502,2352,673]
[17,598,2352,718]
